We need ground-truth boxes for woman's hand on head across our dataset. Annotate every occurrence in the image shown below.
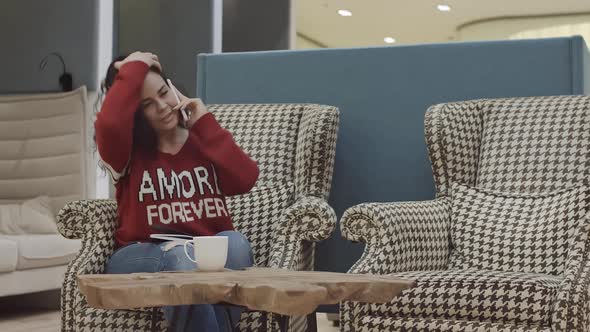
[114,51,162,71]
[169,82,209,128]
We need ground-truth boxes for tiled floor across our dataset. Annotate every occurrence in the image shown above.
[316,313,340,332]
[0,309,339,332]
[0,309,60,332]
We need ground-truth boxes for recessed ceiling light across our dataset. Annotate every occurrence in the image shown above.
[338,9,352,17]
[437,4,451,12]
[384,37,396,44]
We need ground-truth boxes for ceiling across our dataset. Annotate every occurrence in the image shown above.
[296,0,590,47]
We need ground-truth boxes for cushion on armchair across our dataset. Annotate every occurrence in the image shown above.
[377,269,561,328]
[225,182,295,266]
[449,183,590,276]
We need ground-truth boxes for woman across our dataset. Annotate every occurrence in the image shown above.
[95,51,259,331]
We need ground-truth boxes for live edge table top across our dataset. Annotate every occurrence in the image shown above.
[78,267,415,316]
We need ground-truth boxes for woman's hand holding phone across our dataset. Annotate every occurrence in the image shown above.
[167,80,208,128]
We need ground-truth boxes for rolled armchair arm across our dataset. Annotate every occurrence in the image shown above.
[268,196,337,268]
[341,198,451,275]
[57,199,120,332]
[551,222,590,332]
[277,195,337,241]
[57,199,118,240]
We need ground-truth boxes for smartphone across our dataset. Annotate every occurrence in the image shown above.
[167,79,189,124]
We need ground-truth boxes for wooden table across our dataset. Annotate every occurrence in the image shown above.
[78,267,414,332]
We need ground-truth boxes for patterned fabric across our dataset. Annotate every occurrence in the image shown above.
[227,182,296,267]
[57,199,120,332]
[341,95,590,332]
[294,105,340,200]
[269,196,337,269]
[425,101,483,197]
[552,223,590,331]
[449,183,590,276]
[341,199,451,276]
[210,104,301,188]
[236,311,271,331]
[370,269,562,328]
[357,316,551,332]
[58,200,170,331]
[340,199,451,331]
[57,104,339,332]
[74,307,167,332]
[476,96,590,193]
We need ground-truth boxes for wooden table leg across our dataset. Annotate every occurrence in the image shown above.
[306,312,318,332]
[275,314,290,332]
[167,306,179,332]
[273,313,318,332]
[275,313,316,332]
[151,307,158,332]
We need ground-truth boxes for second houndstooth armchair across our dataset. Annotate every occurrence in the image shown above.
[340,95,590,332]
[57,103,339,332]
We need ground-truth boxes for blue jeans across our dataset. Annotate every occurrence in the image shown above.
[105,231,254,332]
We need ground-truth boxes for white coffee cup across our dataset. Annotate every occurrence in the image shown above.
[183,236,228,271]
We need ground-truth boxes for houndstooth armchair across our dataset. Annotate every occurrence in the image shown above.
[340,96,590,332]
[57,104,339,332]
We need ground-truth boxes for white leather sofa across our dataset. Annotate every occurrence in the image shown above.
[0,87,90,297]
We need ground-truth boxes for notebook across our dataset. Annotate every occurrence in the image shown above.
[149,234,193,242]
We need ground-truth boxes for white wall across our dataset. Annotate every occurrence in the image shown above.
[223,0,292,52]
[458,13,590,44]
[94,0,114,199]
[0,0,106,199]
[116,0,220,96]
[118,0,161,54]
[296,34,324,49]
[0,0,99,93]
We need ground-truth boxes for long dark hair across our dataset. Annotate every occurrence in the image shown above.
[94,55,171,159]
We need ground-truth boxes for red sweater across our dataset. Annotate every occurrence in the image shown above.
[95,61,259,247]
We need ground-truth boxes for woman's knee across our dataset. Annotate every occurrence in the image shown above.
[160,243,197,272]
[105,242,162,274]
[217,231,252,254]
[216,231,254,269]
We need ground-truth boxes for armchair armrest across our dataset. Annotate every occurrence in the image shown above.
[57,199,118,240]
[551,222,590,331]
[57,199,120,330]
[341,198,451,275]
[56,198,118,275]
[268,196,337,269]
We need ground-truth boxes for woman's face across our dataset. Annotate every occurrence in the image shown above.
[139,71,179,132]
